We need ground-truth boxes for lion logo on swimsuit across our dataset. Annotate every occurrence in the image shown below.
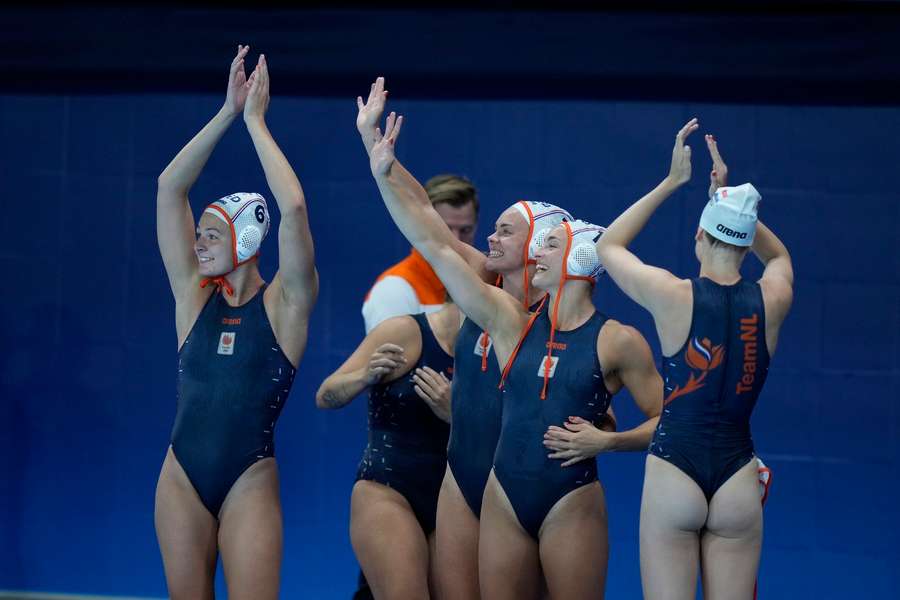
[664,337,724,405]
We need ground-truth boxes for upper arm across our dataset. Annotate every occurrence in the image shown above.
[274,202,318,316]
[598,244,685,318]
[603,323,662,418]
[156,185,199,299]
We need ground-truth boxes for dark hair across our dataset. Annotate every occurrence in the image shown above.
[424,174,479,215]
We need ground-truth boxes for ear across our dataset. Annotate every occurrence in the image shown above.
[694,226,704,242]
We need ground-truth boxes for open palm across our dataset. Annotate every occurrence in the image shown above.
[369,111,403,177]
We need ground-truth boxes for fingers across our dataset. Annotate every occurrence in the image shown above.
[547,449,577,461]
[705,133,725,165]
[373,126,383,143]
[369,356,403,370]
[544,426,573,442]
[357,96,364,111]
[568,416,588,424]
[375,343,405,355]
[564,420,589,432]
[232,44,249,65]
[560,456,587,468]
[388,115,404,144]
[675,117,699,144]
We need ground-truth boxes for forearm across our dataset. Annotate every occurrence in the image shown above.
[597,177,681,253]
[752,221,790,265]
[246,119,305,212]
[158,107,236,194]
[605,416,659,452]
[316,369,369,409]
[374,170,447,257]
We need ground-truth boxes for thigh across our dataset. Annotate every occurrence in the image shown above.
[351,480,431,600]
[434,466,481,600]
[218,458,283,600]
[538,482,609,600]
[478,471,541,600]
[154,447,218,600]
[701,458,762,600]
[639,455,707,600]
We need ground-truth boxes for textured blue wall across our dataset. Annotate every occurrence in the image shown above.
[1,92,898,598]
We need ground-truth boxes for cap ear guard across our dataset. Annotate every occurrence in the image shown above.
[564,221,606,281]
[204,192,270,267]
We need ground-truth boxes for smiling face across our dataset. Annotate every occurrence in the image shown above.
[531,223,567,291]
[195,212,234,277]
[485,206,531,274]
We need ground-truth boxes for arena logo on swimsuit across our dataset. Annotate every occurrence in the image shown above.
[735,314,759,394]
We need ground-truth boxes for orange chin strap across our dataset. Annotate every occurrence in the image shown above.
[518,201,537,307]
[200,275,235,296]
[481,202,537,373]
[498,294,548,390]
[500,221,595,400]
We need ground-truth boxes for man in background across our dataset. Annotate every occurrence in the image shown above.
[362,174,479,332]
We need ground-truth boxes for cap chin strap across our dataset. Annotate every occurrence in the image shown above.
[482,203,538,374]
[200,275,235,296]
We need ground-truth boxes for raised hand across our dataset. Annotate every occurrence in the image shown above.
[357,76,389,150]
[705,134,728,198]
[412,366,452,422]
[244,54,270,124]
[543,416,613,467]
[667,118,699,187]
[224,45,251,116]
[365,343,407,385]
[369,111,404,177]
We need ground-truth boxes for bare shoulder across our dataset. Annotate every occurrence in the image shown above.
[597,319,654,367]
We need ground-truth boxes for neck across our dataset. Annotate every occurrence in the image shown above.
[220,261,265,306]
[698,250,742,285]
[545,281,595,330]
[500,264,543,308]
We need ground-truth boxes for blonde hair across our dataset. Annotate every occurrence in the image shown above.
[424,174,479,215]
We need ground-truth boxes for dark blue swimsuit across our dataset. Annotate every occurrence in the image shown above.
[494,308,612,539]
[446,317,504,518]
[172,286,296,517]
[356,313,452,533]
[650,277,770,501]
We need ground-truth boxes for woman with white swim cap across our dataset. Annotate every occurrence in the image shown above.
[366,104,662,599]
[154,46,318,600]
[595,120,794,600]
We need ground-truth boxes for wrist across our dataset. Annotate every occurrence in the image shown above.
[661,175,684,191]
[244,114,267,130]
[219,104,240,120]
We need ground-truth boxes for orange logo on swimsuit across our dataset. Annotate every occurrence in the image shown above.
[664,337,724,405]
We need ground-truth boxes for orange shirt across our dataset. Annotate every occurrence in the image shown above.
[362,249,446,333]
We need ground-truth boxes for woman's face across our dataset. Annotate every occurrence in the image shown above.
[485,206,530,274]
[195,212,234,277]
[531,224,567,291]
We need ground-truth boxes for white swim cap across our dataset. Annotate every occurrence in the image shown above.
[203,192,271,269]
[699,183,760,247]
[510,201,573,261]
[561,220,606,281]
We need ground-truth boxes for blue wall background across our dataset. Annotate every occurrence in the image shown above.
[1,90,898,598]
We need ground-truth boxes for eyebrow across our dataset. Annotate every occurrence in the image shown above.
[197,227,223,234]
[495,221,514,229]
